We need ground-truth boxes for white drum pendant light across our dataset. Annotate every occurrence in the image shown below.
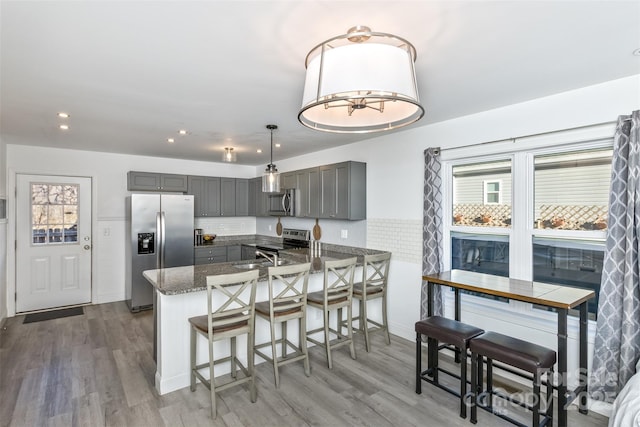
[262,124,280,192]
[298,26,424,133]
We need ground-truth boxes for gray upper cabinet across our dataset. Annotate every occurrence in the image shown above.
[248,177,268,217]
[187,176,220,217]
[282,172,296,190]
[319,161,366,220]
[128,171,188,192]
[220,178,236,216]
[235,179,249,216]
[295,167,320,218]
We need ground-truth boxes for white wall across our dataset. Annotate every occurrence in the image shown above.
[3,75,639,374]
[4,147,257,314]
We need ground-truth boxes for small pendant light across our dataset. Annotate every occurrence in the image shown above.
[262,124,280,192]
[222,147,237,162]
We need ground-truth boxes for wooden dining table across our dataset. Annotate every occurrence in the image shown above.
[422,270,595,427]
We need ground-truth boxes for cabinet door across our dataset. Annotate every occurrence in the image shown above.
[227,245,242,261]
[160,174,188,192]
[235,179,249,216]
[187,176,205,217]
[220,178,236,216]
[248,178,257,216]
[241,244,256,260]
[249,177,268,217]
[319,165,337,218]
[295,167,320,218]
[334,163,350,219]
[282,172,296,190]
[128,171,161,191]
[204,177,221,216]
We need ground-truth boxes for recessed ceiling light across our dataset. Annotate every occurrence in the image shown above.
[633,48,640,56]
[59,124,69,130]
[167,138,175,143]
[275,143,281,148]
[179,129,187,135]
[257,149,262,153]
[57,112,70,118]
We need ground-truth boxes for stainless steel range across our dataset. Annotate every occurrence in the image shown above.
[254,228,310,256]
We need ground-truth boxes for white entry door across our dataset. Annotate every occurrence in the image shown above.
[16,175,92,312]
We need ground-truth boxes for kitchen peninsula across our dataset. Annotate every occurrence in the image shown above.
[143,239,389,395]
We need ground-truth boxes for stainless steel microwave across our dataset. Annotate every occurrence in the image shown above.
[267,188,296,216]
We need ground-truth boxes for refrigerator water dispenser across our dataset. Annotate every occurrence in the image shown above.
[138,233,155,254]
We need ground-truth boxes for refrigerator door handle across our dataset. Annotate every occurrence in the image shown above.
[159,211,166,269]
[156,212,162,269]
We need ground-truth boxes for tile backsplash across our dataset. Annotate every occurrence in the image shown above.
[367,218,422,264]
[194,217,256,236]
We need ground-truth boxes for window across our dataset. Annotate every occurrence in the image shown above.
[452,160,511,228]
[31,183,79,244]
[445,142,612,318]
[484,180,501,204]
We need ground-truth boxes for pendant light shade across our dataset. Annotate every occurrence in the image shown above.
[222,147,237,162]
[262,124,280,192]
[298,26,424,133]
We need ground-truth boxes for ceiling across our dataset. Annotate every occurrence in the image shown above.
[1,1,639,166]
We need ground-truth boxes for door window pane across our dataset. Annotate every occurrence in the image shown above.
[534,149,612,230]
[453,160,512,227]
[31,183,79,245]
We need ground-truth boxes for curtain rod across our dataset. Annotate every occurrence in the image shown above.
[440,119,621,152]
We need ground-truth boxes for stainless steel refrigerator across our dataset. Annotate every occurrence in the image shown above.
[126,194,194,312]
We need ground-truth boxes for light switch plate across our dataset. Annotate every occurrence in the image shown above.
[341,229,348,239]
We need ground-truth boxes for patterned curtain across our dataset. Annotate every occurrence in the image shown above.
[420,148,444,320]
[590,111,640,401]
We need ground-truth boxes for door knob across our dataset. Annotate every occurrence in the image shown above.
[84,245,91,250]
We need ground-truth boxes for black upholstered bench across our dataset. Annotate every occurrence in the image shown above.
[470,331,556,427]
[415,316,484,418]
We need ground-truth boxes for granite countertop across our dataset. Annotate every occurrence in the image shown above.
[143,244,389,296]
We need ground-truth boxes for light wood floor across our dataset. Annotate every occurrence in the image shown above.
[0,301,608,427]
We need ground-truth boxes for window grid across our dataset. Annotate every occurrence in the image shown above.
[31,183,79,245]
[443,140,612,317]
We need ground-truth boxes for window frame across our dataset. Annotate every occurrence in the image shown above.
[441,134,613,314]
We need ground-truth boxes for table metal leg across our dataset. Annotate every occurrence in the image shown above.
[454,288,461,363]
[579,302,589,414]
[557,308,568,427]
[426,281,435,374]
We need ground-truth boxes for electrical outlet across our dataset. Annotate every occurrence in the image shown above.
[341,229,348,239]
[268,225,272,231]
[103,227,110,237]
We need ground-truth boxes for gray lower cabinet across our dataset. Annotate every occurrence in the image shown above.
[227,244,242,261]
[128,171,188,192]
[241,244,257,260]
[187,176,221,217]
[195,244,243,264]
[318,161,366,220]
[194,246,227,264]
